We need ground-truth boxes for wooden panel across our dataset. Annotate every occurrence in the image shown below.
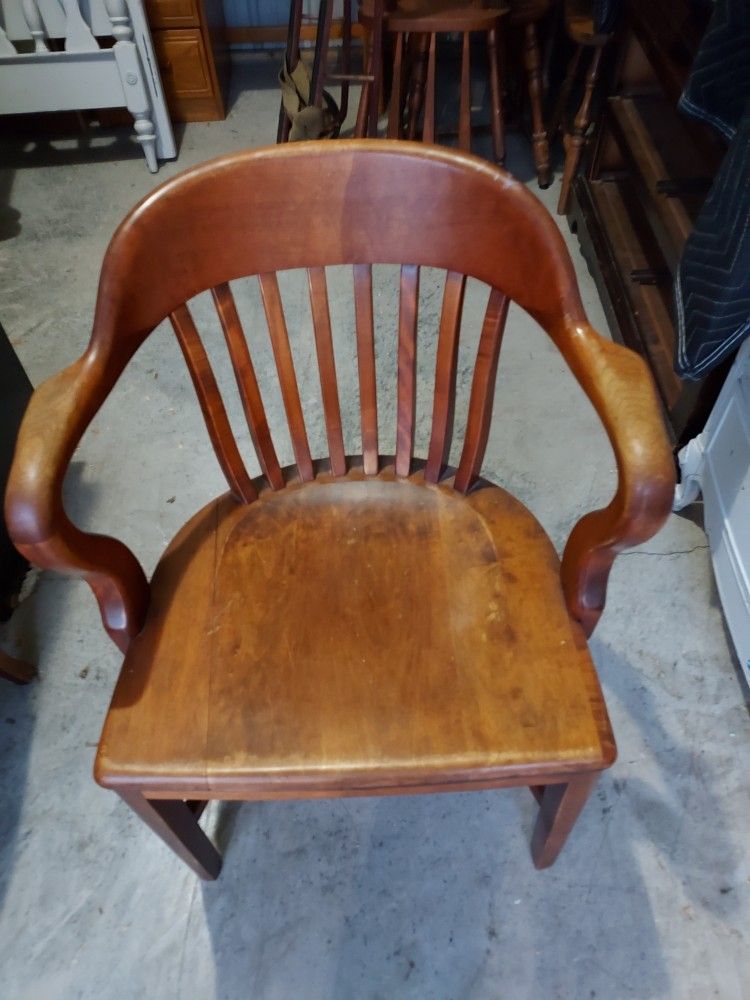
[145,0,199,29]
[153,28,212,98]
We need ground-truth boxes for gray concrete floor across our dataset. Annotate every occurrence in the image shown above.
[0,54,748,1000]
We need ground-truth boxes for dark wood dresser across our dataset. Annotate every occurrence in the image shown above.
[146,0,230,122]
[568,0,727,446]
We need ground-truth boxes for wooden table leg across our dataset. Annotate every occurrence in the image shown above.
[530,772,598,868]
[119,791,222,880]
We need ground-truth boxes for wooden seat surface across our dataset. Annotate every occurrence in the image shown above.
[96,467,615,798]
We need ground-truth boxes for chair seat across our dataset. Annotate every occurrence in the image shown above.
[96,467,615,798]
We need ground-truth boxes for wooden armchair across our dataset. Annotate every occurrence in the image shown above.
[5,141,674,880]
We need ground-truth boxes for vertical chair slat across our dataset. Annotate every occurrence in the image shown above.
[459,31,471,151]
[257,272,314,482]
[170,304,257,503]
[425,271,467,483]
[395,264,420,478]
[211,283,284,491]
[454,287,509,494]
[353,264,379,475]
[308,266,347,476]
[423,33,437,144]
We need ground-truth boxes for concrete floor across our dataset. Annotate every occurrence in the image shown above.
[0,55,748,1000]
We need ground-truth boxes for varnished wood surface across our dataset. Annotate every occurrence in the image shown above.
[5,142,675,873]
[96,466,615,797]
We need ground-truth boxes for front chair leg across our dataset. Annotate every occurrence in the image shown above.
[119,791,222,880]
[530,773,598,869]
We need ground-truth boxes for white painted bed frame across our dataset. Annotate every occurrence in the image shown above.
[0,0,175,171]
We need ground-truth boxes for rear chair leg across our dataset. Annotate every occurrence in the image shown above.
[119,791,222,880]
[530,773,598,868]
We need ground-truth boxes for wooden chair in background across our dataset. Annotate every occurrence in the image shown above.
[552,0,618,213]
[385,5,507,161]
[6,142,674,880]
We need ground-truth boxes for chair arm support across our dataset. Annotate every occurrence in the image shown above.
[5,353,149,653]
[556,323,675,636]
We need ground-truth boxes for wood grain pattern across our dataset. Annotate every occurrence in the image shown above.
[454,288,509,494]
[96,468,616,799]
[211,282,284,490]
[353,263,379,475]
[426,271,466,483]
[257,271,314,482]
[395,264,419,478]
[170,304,257,503]
[6,142,674,877]
[308,267,347,476]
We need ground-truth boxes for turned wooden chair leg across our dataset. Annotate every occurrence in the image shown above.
[487,25,505,165]
[119,791,222,880]
[548,43,582,141]
[522,21,550,189]
[530,773,598,868]
[557,45,603,214]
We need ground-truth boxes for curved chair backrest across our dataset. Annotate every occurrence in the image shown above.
[7,140,675,653]
[90,140,587,499]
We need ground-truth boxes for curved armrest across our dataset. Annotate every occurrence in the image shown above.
[555,322,675,636]
[5,352,149,653]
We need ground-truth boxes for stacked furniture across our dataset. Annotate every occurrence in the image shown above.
[567,0,726,445]
[145,0,229,121]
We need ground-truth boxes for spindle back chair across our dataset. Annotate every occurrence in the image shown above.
[6,141,674,880]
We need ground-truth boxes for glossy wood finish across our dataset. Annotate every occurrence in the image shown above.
[170,304,257,503]
[212,282,284,491]
[6,142,675,877]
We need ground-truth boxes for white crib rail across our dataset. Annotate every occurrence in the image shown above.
[0,0,175,171]
[20,0,48,52]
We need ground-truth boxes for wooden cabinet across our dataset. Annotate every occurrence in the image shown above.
[568,0,727,447]
[146,0,229,121]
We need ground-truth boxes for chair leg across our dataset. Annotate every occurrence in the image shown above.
[557,45,603,215]
[548,43,582,141]
[522,21,550,189]
[119,790,222,880]
[530,773,598,869]
[277,0,303,143]
[487,25,505,165]
[406,33,429,140]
